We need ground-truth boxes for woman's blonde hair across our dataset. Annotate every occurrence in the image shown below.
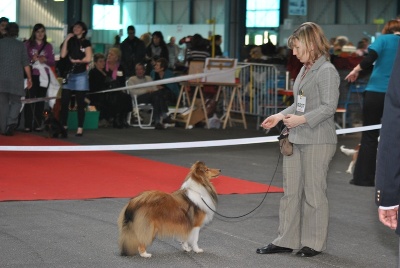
[107,47,121,61]
[287,22,330,62]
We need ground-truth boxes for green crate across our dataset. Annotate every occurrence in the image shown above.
[67,111,100,130]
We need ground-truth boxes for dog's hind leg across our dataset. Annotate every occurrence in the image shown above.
[188,227,203,253]
[138,244,152,258]
[346,160,355,174]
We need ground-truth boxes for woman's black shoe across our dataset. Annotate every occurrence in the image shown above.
[296,246,321,257]
[256,243,293,254]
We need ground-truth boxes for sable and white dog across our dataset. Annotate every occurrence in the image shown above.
[117,161,220,258]
[340,145,360,174]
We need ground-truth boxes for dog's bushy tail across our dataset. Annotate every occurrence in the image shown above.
[118,204,140,256]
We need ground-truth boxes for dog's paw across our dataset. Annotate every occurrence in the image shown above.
[139,252,152,258]
[182,242,192,252]
[192,246,203,253]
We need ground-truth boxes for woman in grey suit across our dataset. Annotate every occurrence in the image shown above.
[257,22,340,257]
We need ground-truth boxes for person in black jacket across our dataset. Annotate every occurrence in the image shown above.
[120,25,146,78]
[375,42,400,244]
[88,53,110,126]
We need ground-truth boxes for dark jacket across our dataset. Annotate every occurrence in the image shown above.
[375,42,400,235]
[120,36,146,77]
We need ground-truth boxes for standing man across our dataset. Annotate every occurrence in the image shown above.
[0,22,32,136]
[0,17,9,38]
[375,42,400,261]
[167,36,181,69]
[120,25,146,77]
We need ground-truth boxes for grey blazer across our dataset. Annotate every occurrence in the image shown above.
[281,56,340,145]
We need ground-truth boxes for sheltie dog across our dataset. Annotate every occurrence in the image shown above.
[117,161,220,258]
[340,145,360,174]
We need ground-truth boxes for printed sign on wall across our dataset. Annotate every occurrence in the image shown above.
[289,0,307,16]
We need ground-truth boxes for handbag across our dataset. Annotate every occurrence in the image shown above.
[278,127,293,156]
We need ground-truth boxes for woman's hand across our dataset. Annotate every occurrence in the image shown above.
[345,64,361,83]
[261,113,284,130]
[37,55,46,64]
[282,114,306,129]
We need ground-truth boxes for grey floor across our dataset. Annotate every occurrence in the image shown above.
[1,118,397,268]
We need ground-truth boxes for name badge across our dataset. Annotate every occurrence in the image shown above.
[296,96,306,112]
[117,71,123,76]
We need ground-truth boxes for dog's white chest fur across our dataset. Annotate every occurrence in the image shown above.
[181,178,215,224]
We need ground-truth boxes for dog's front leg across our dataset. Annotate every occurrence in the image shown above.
[188,227,203,253]
[181,241,192,252]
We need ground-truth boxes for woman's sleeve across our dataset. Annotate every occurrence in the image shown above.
[45,44,56,67]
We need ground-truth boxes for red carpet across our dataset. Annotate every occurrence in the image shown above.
[0,133,283,201]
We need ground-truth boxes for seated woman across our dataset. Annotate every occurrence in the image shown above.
[150,58,179,129]
[88,53,111,127]
[104,47,132,128]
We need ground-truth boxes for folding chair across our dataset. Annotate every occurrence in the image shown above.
[126,81,154,129]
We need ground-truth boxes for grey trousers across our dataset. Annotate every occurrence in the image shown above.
[0,92,22,134]
[272,143,336,252]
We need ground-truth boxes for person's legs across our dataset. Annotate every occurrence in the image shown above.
[75,91,86,128]
[301,143,336,252]
[138,92,163,123]
[353,91,385,186]
[0,92,9,134]
[24,76,39,130]
[272,144,303,249]
[60,88,72,128]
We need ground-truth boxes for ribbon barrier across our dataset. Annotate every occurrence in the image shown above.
[22,65,249,104]
[0,124,381,152]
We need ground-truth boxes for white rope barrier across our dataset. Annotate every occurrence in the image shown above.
[0,124,381,152]
[22,65,249,104]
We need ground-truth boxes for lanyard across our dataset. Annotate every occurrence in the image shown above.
[298,67,309,97]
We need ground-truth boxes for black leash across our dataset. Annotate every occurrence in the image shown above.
[201,142,282,219]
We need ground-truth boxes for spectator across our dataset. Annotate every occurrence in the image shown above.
[120,25,146,77]
[261,37,276,56]
[24,23,56,132]
[354,38,369,56]
[0,17,9,38]
[59,21,92,137]
[332,36,349,55]
[88,53,110,127]
[0,22,32,136]
[113,34,121,48]
[104,47,132,129]
[345,19,400,186]
[186,33,210,63]
[245,46,267,63]
[209,34,223,57]
[140,32,152,48]
[167,36,181,69]
[150,58,179,129]
[126,62,170,130]
[146,31,169,74]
